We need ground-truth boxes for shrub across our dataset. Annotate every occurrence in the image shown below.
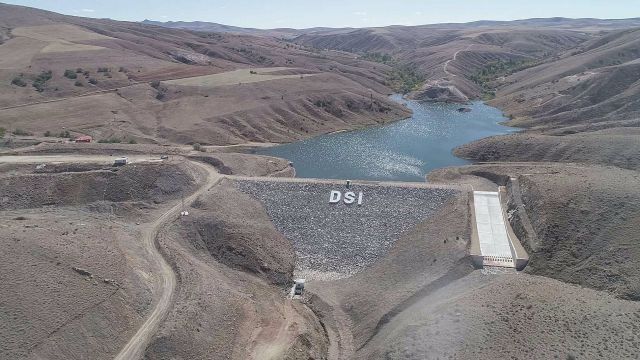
[64,69,77,79]
[44,130,51,137]
[0,127,5,137]
[249,70,257,74]
[12,128,32,136]
[59,130,71,138]
[118,67,126,72]
[83,71,90,77]
[98,138,122,143]
[128,139,137,144]
[32,70,52,92]
[192,143,202,151]
[97,67,110,73]
[150,80,160,89]
[11,76,26,87]
[88,78,98,85]
[74,80,83,87]
[76,68,83,73]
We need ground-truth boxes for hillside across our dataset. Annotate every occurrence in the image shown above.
[2,4,640,360]
[0,3,410,145]
[490,27,640,130]
[141,19,345,39]
[294,24,591,100]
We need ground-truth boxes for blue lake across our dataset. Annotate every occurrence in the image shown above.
[256,95,517,182]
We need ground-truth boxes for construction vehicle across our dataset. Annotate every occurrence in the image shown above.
[293,279,305,296]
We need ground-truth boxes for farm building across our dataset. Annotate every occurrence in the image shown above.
[74,135,92,143]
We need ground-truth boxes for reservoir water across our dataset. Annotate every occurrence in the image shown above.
[256,95,517,182]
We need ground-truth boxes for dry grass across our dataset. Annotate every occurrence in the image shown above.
[163,67,315,88]
[11,24,113,42]
[0,37,48,69]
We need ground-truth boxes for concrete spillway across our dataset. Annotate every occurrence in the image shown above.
[470,189,529,269]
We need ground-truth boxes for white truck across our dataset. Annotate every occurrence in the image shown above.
[113,157,128,166]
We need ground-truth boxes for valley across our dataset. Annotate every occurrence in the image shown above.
[0,2,639,360]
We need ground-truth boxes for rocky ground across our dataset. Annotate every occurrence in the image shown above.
[234,180,460,279]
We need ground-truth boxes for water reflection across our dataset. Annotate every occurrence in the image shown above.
[256,95,517,182]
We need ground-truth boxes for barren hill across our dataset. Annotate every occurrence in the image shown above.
[0,3,409,145]
[294,24,591,101]
[490,27,640,130]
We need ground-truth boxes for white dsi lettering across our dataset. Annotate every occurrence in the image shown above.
[358,192,363,205]
[344,191,356,204]
[329,190,341,203]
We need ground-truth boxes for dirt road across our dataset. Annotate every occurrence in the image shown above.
[0,154,221,360]
[443,44,473,77]
[113,160,220,360]
[0,154,160,164]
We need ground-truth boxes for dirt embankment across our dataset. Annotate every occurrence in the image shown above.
[183,179,295,285]
[359,270,640,359]
[454,129,640,171]
[190,153,295,177]
[0,161,201,210]
[145,179,327,359]
[304,193,471,357]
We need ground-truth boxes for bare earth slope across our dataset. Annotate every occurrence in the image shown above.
[0,160,204,359]
[455,128,640,171]
[0,3,409,145]
[430,163,640,300]
[295,24,591,100]
[491,28,640,130]
[145,179,328,360]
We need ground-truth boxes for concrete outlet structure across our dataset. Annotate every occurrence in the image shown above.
[470,188,529,270]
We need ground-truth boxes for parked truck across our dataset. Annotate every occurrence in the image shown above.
[113,157,128,166]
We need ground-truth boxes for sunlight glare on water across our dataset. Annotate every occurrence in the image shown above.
[256,95,517,182]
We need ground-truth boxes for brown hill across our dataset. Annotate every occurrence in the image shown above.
[295,25,590,100]
[0,3,409,145]
[491,28,640,130]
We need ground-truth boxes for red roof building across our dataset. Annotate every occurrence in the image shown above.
[75,135,92,143]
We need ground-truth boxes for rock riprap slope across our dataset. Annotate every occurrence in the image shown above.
[235,180,460,279]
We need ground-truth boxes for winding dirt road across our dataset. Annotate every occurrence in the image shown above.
[443,44,473,77]
[113,160,220,360]
[0,154,221,360]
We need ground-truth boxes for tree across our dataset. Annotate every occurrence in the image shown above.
[32,70,52,92]
[192,143,202,151]
[44,130,51,137]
